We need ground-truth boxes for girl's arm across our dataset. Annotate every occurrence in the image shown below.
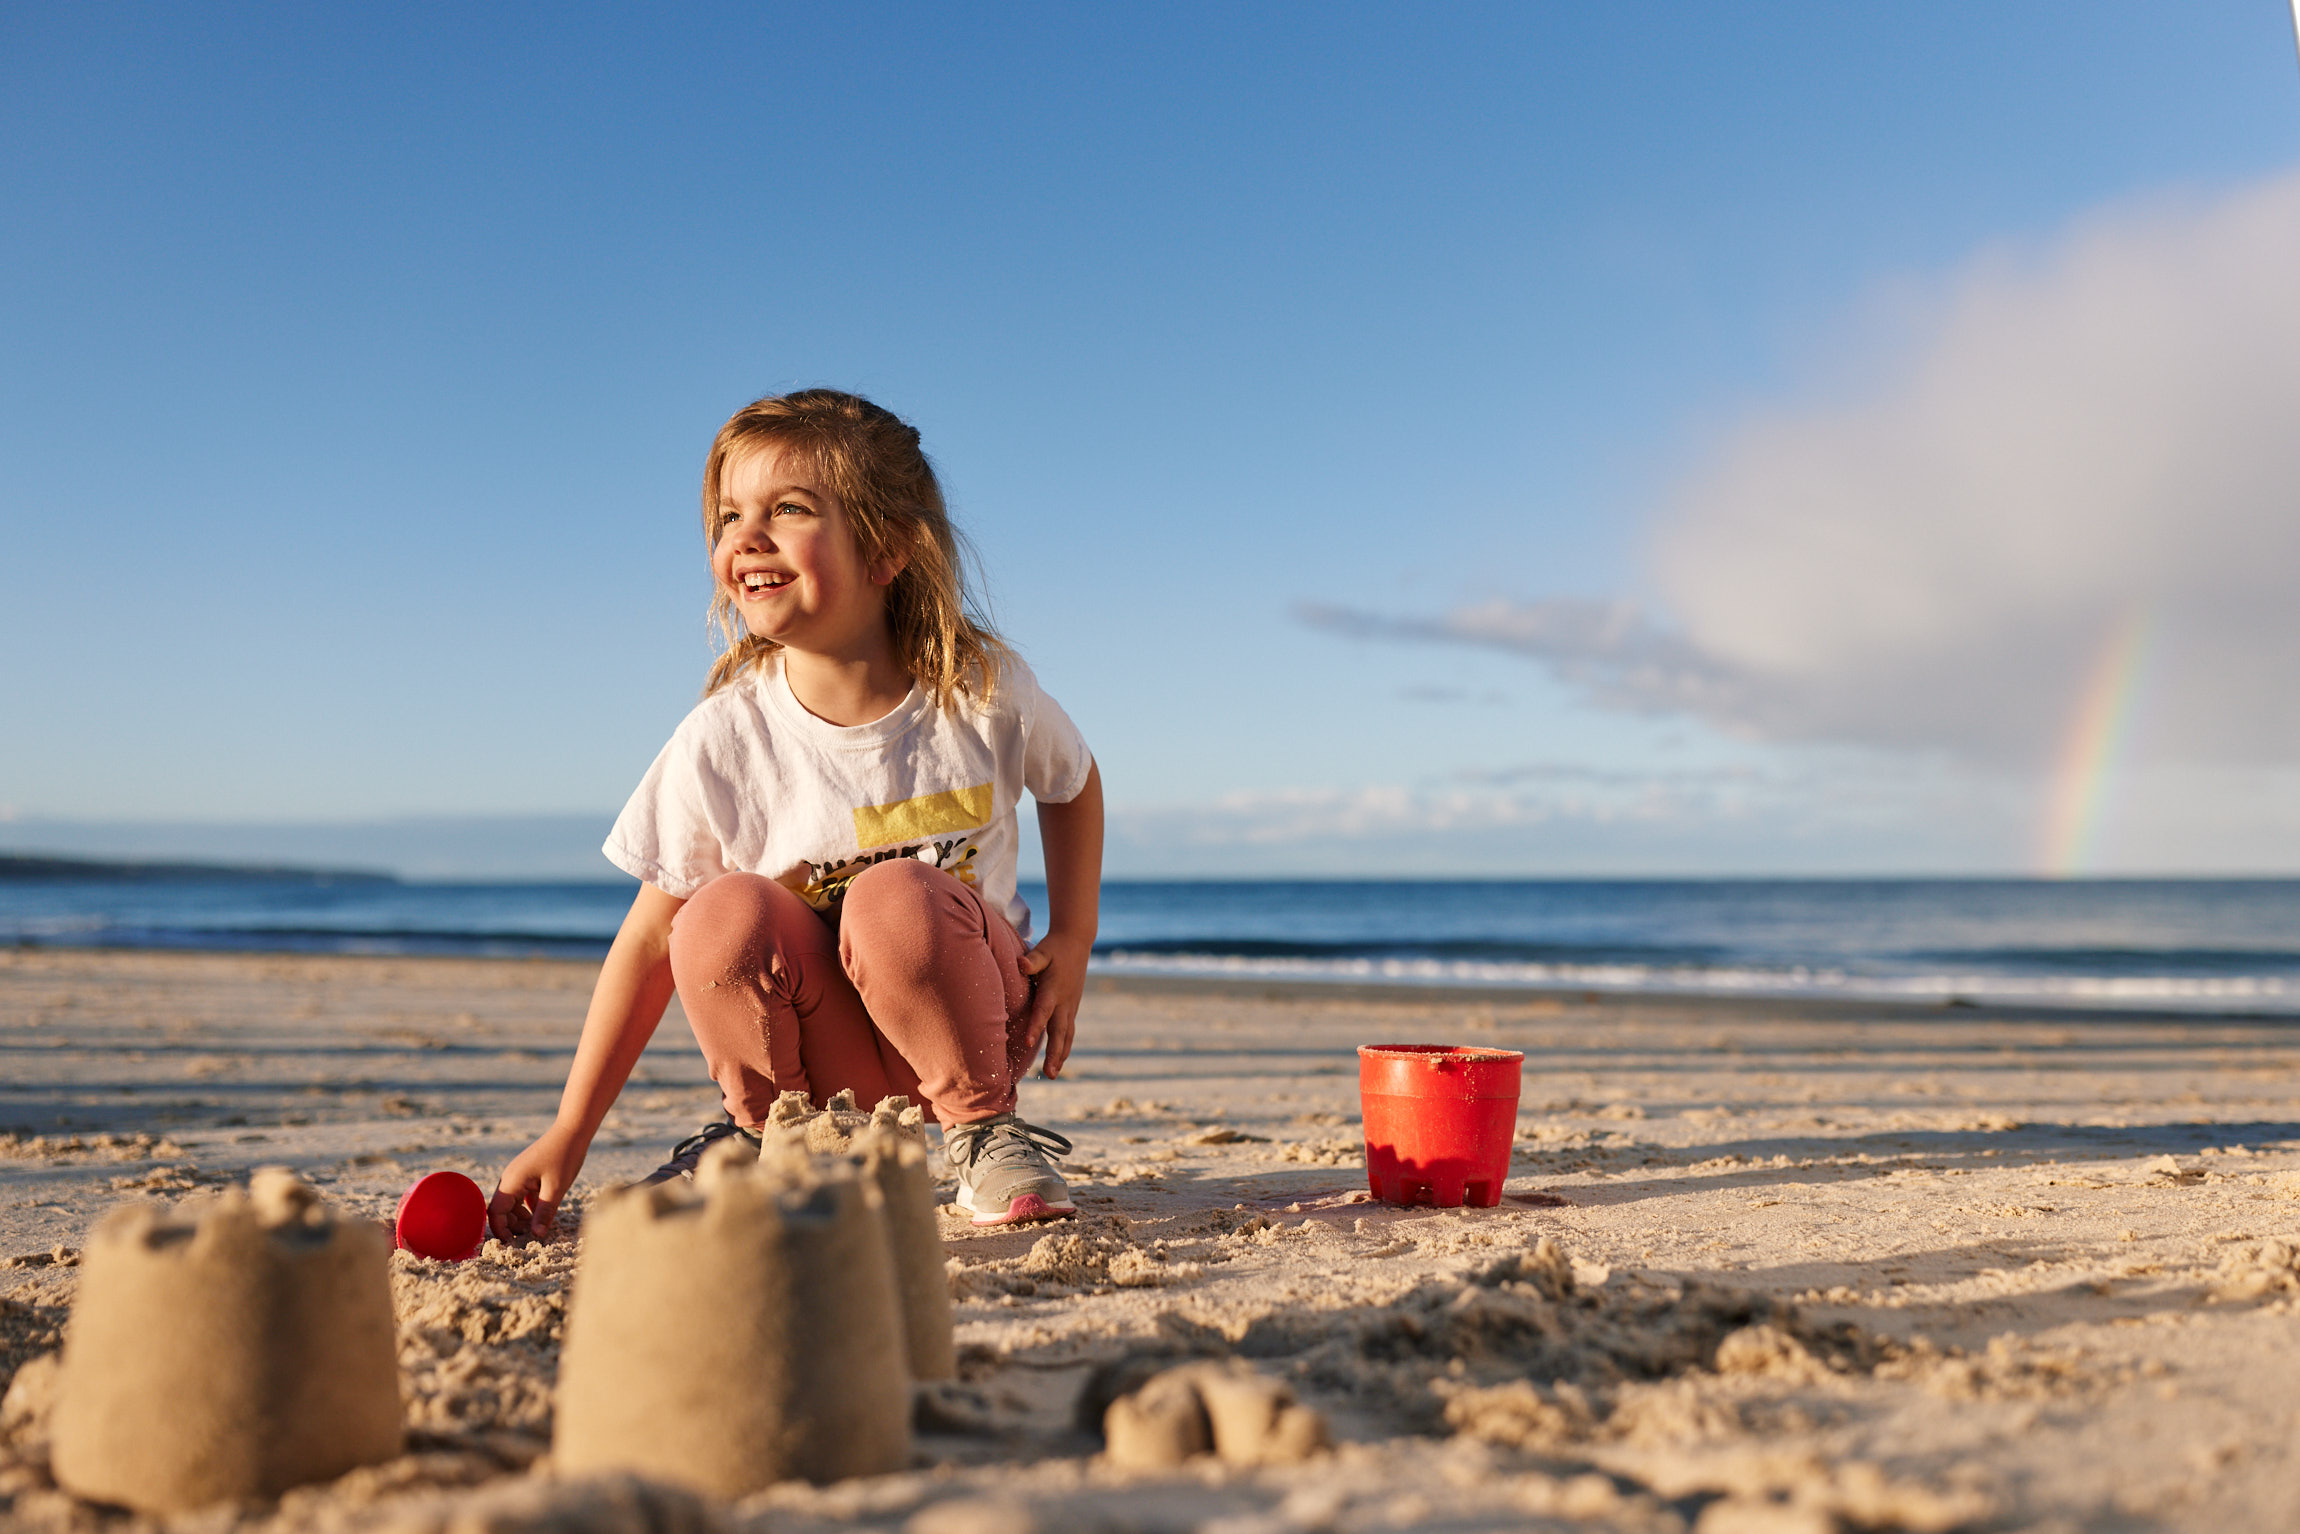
[488,881,687,1241]
[1019,759,1104,1079]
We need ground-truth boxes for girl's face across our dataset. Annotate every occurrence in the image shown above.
[711,443,903,657]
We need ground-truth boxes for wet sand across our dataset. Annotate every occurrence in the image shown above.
[7,946,2300,1531]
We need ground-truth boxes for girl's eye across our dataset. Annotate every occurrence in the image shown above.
[774,500,811,517]
[717,510,740,527]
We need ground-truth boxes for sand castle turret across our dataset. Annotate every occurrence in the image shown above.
[759,1093,954,1381]
[847,1127,957,1381]
[49,1169,402,1512]
[555,1140,914,1495]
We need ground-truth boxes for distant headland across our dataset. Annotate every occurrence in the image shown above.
[0,853,398,885]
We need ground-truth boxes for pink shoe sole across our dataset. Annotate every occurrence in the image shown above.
[970,1193,1077,1227]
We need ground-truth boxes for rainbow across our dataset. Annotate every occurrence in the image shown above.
[2037,609,2155,877]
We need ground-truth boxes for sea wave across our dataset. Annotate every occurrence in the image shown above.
[1089,949,2300,1012]
[11,874,2300,1015]
[0,918,613,957]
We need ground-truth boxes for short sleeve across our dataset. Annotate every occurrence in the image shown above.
[1013,663,1093,804]
[601,725,732,898]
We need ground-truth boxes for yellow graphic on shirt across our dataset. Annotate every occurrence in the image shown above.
[767,784,997,913]
[852,782,993,849]
[789,839,981,911]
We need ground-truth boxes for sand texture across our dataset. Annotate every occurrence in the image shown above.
[8,948,2300,1529]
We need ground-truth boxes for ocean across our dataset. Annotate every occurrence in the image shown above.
[4,870,2299,1015]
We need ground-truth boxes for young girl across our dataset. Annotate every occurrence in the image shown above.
[488,389,1103,1238]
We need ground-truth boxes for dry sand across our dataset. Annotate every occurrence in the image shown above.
[7,946,2300,1531]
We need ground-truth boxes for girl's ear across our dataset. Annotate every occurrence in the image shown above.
[867,536,911,588]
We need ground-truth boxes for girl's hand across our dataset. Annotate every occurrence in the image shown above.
[1018,931,1093,1078]
[1027,761,1102,1082]
[488,881,684,1245]
[489,1121,589,1243]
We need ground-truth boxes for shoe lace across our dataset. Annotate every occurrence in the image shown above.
[949,1116,1072,1172]
[667,1117,752,1163]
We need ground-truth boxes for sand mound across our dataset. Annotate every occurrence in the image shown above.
[1102,1359,1329,1471]
[0,1131,186,1163]
[2211,1237,2300,1301]
[949,1221,1201,1298]
[1277,1136,1362,1166]
[1107,1236,2077,1456]
[1630,1448,1995,1534]
[1234,1237,1804,1437]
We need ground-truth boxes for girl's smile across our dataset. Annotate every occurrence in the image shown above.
[711,445,899,654]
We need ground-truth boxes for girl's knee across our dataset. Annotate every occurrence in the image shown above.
[841,859,972,951]
[670,872,823,973]
[846,864,989,970]
[676,871,787,934]
[841,861,1026,1014]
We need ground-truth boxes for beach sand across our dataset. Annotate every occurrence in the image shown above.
[7,946,2300,1531]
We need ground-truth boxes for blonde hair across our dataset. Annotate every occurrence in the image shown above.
[699,389,1009,707]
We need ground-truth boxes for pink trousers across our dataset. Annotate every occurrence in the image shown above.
[666,860,1035,1128]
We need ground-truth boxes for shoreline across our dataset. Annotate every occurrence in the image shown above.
[7,939,2298,1028]
[1089,967,2300,1026]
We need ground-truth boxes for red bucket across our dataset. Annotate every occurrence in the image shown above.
[1359,1044,1523,1208]
[394,1171,489,1261]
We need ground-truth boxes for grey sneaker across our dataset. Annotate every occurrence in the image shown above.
[944,1114,1076,1226]
[635,1115,761,1187]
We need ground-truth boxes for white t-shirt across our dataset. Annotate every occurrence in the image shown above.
[603,654,1092,939]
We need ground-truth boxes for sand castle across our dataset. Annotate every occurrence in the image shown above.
[759,1092,954,1381]
[1103,1360,1329,1472]
[554,1138,916,1496]
[48,1169,402,1512]
[761,1087,927,1156]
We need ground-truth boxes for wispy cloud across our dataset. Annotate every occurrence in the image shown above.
[1452,760,1768,790]
[1396,682,1511,706]
[1097,750,2037,874]
[1305,170,2300,768]
[1297,598,1740,720]
[1119,765,1789,849]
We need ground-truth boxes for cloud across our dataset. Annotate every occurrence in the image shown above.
[1310,170,2300,767]
[1453,760,1765,789]
[1097,752,2043,875]
[1395,681,1511,705]
[1297,598,1739,719]
[1118,763,1793,849]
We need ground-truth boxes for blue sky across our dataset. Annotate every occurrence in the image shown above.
[5,3,2300,877]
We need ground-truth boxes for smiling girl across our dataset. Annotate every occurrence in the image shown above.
[489,389,1102,1237]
